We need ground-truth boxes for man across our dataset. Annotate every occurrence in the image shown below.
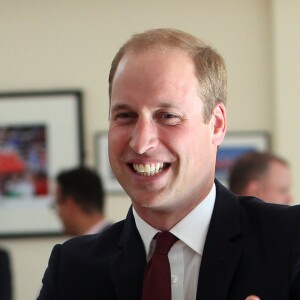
[0,248,12,300]
[37,29,300,300]
[55,166,109,235]
[229,151,292,205]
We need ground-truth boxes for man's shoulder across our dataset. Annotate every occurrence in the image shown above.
[216,179,300,215]
[237,196,300,238]
[238,195,300,215]
[216,180,300,232]
[0,248,9,259]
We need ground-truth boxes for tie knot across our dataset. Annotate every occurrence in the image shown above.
[154,231,178,255]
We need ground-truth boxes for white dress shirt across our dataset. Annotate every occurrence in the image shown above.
[133,184,216,300]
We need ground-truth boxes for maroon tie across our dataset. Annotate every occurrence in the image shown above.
[142,231,179,300]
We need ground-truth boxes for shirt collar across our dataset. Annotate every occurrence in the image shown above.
[133,183,216,256]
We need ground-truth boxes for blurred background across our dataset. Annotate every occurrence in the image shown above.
[0,1,299,299]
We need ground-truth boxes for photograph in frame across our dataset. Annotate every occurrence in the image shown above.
[216,131,270,187]
[0,124,48,198]
[0,90,84,237]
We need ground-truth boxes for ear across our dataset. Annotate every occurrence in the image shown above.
[211,102,227,146]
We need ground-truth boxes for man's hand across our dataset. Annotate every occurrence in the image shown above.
[245,296,260,300]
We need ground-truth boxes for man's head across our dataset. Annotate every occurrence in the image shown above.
[229,151,292,205]
[109,28,227,124]
[108,28,227,228]
[55,166,105,235]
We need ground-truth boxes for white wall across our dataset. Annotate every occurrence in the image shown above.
[272,0,300,201]
[0,1,298,299]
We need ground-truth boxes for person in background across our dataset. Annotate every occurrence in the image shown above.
[37,28,300,300]
[0,247,12,300]
[55,166,110,236]
[229,151,292,205]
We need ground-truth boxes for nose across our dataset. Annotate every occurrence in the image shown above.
[129,119,159,154]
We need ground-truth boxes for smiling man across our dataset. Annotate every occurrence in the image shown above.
[37,29,300,300]
[108,41,225,231]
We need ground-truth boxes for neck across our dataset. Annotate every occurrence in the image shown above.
[134,200,200,231]
[74,213,105,235]
[133,183,213,231]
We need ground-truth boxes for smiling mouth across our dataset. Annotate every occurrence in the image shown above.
[131,162,170,176]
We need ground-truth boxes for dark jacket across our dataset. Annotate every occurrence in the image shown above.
[37,181,300,300]
[0,248,12,300]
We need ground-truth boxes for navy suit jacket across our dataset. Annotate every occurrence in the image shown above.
[37,181,300,300]
[0,248,12,300]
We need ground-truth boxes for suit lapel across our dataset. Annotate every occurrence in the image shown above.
[108,182,243,300]
[196,181,243,300]
[109,208,146,300]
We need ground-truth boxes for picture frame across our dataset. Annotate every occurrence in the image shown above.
[95,131,124,194]
[216,131,271,187]
[0,90,84,237]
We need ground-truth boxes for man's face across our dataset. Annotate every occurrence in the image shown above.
[55,185,75,235]
[258,161,292,205]
[109,48,226,219]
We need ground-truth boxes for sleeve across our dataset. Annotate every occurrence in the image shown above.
[36,244,61,300]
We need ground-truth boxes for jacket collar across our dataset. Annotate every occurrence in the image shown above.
[109,180,243,300]
[108,208,146,300]
[196,180,243,299]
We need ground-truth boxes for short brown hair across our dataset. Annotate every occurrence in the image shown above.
[108,28,227,123]
[56,167,105,214]
[229,151,289,194]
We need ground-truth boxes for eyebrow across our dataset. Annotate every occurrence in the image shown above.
[110,101,181,112]
[110,103,131,111]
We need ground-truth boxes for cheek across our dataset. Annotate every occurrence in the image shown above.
[57,202,70,218]
[108,133,128,173]
[109,128,128,149]
[108,133,121,161]
[57,206,65,219]
[108,139,122,164]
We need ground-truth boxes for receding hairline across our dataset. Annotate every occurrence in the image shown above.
[121,28,210,52]
[109,28,227,123]
[109,28,216,92]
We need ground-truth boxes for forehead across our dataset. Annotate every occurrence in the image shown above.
[268,160,289,172]
[111,48,198,100]
[265,161,290,182]
[118,46,193,72]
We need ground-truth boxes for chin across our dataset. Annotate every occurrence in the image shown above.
[132,192,170,209]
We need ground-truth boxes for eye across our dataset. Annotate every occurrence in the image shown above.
[160,113,177,119]
[112,112,137,124]
[116,112,135,119]
[158,112,182,125]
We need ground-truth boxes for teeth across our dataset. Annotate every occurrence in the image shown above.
[145,164,150,172]
[133,163,165,175]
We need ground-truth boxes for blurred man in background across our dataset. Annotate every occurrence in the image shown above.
[229,151,292,205]
[55,166,110,235]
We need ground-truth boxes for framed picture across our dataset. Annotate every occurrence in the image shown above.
[95,131,124,194]
[0,90,84,237]
[216,131,271,187]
